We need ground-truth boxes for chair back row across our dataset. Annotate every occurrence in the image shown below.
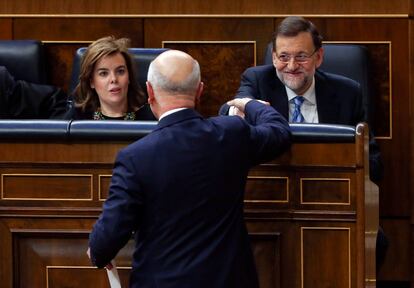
[0,40,167,96]
[0,40,46,84]
[0,40,372,123]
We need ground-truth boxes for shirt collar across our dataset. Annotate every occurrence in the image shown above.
[285,76,316,105]
[158,107,188,121]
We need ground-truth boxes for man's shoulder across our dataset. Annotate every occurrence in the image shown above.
[242,65,278,85]
[123,116,247,154]
[119,131,158,160]
[244,64,275,74]
[316,69,360,88]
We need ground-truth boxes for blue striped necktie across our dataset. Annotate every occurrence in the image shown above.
[292,96,305,123]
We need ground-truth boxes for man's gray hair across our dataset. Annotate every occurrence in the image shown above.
[147,59,201,95]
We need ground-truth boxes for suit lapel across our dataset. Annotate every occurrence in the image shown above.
[266,67,289,119]
[315,71,340,124]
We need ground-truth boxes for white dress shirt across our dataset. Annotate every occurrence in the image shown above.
[159,108,188,121]
[286,77,319,123]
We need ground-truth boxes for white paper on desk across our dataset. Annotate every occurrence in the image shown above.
[106,260,122,288]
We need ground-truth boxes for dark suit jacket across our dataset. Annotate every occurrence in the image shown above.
[62,103,156,120]
[0,66,67,119]
[220,64,383,183]
[89,101,291,288]
[221,64,364,125]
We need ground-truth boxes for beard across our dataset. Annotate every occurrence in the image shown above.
[276,69,313,95]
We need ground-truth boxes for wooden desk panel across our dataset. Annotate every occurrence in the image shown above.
[0,125,377,288]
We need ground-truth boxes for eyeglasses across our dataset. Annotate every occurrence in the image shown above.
[276,48,318,64]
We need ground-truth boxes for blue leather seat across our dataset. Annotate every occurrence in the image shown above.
[0,40,47,84]
[69,120,157,141]
[0,120,69,139]
[0,120,355,143]
[289,123,355,143]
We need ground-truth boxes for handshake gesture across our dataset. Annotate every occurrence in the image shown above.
[227,98,270,118]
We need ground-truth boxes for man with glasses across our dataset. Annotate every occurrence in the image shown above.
[220,15,383,182]
[220,15,387,272]
[221,16,366,127]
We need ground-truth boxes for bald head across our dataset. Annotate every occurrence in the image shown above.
[146,50,203,118]
[147,50,201,96]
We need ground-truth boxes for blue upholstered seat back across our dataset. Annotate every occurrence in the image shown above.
[0,40,47,84]
[0,120,355,143]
